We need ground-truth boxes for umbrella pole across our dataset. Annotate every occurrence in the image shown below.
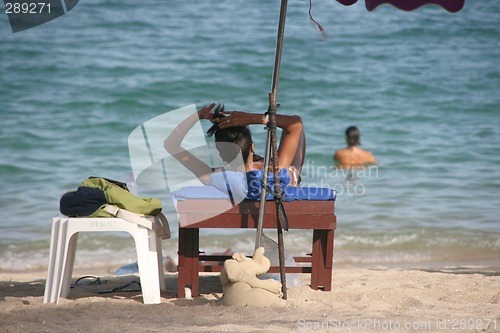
[255,0,289,299]
[255,130,272,249]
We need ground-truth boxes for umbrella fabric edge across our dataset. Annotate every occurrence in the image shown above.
[335,0,465,13]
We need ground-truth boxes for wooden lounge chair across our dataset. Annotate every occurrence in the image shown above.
[176,198,336,298]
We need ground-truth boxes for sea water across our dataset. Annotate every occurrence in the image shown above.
[0,0,499,273]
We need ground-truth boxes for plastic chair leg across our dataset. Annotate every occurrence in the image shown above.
[50,217,70,304]
[134,228,161,304]
[60,232,79,299]
[43,218,62,303]
[156,236,166,291]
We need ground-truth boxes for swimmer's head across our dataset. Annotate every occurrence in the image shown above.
[345,126,361,147]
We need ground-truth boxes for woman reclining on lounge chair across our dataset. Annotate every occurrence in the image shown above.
[163,103,305,192]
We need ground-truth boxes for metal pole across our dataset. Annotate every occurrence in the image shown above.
[254,0,289,299]
[255,129,272,248]
[255,0,288,249]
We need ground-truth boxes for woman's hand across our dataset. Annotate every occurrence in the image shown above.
[198,103,216,121]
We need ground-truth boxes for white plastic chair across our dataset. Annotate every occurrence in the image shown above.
[43,216,166,304]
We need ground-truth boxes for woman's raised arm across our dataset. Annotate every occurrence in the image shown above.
[163,103,216,184]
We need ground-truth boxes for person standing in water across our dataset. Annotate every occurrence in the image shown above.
[334,126,376,167]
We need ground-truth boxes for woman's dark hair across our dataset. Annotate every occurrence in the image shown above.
[207,104,253,163]
[345,126,361,148]
[206,104,225,137]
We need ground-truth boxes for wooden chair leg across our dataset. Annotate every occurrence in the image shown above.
[187,230,199,297]
[177,228,187,298]
[177,228,200,298]
[311,229,334,291]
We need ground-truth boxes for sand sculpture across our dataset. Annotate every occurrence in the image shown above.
[220,247,283,306]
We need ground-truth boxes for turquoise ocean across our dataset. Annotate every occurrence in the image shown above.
[1,0,499,273]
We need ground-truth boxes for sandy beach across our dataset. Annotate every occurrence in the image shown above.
[1,266,499,332]
[2,0,500,331]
